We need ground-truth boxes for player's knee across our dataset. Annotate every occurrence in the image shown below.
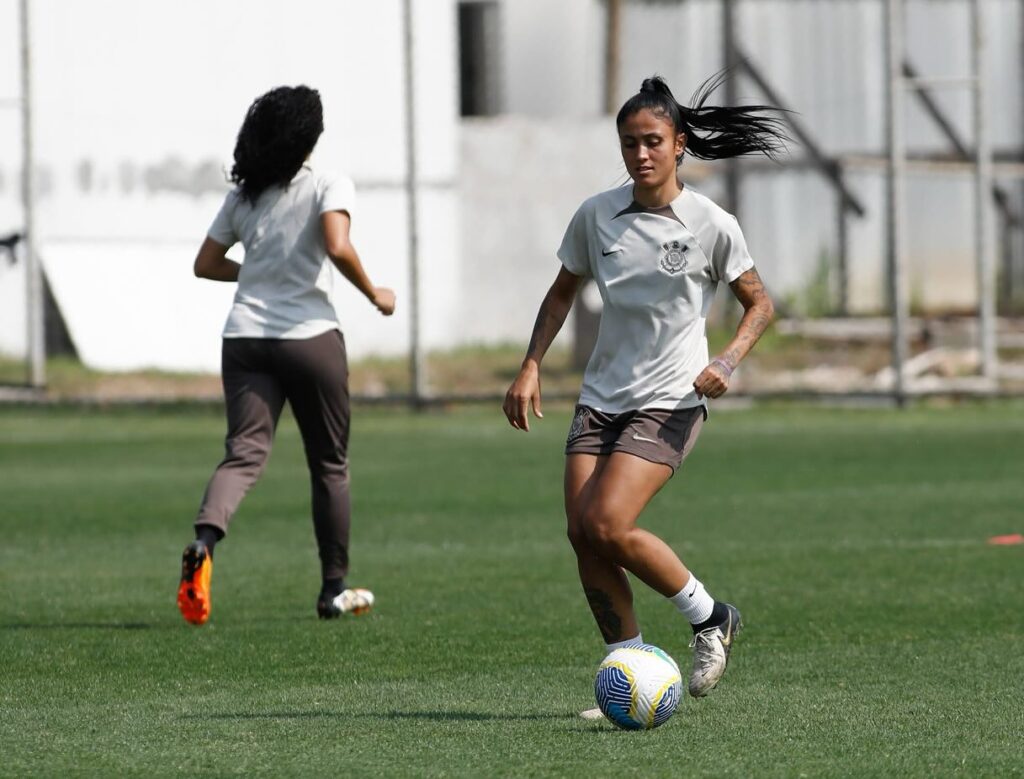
[307,454,349,481]
[581,508,628,558]
[566,521,589,552]
[225,437,272,472]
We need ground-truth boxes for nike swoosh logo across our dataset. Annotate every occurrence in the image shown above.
[720,613,734,646]
[601,247,621,256]
[631,433,657,443]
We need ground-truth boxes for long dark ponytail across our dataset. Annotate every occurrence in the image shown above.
[616,73,789,162]
[230,85,324,204]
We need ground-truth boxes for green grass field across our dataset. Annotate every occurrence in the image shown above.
[1,402,1023,777]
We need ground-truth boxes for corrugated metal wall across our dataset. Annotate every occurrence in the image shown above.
[618,0,1022,152]
[611,0,1024,312]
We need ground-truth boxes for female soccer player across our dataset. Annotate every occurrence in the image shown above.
[503,75,782,702]
[177,85,395,625]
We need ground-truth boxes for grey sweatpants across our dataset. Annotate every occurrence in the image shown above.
[194,329,352,580]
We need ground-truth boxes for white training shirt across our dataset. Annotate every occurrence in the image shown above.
[207,165,355,339]
[558,184,754,413]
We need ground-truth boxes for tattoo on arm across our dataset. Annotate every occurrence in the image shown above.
[720,268,774,367]
[584,586,624,643]
[526,297,556,360]
[525,282,575,363]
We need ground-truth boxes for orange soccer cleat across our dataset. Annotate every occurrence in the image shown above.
[177,540,213,625]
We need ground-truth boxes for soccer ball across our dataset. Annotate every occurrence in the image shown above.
[594,644,682,730]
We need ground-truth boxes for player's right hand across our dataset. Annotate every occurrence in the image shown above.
[373,287,396,316]
[503,363,543,432]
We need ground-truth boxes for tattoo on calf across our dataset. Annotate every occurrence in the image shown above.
[584,586,624,643]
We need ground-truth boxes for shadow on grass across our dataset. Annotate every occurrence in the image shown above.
[182,710,573,722]
[1,621,154,630]
[387,711,571,722]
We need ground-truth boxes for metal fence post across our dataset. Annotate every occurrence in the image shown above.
[20,0,44,388]
[403,0,424,407]
[971,0,997,383]
[884,0,909,406]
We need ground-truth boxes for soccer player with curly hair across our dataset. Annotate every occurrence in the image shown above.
[503,75,783,710]
[177,85,394,625]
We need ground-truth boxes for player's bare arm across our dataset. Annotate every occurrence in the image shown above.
[503,266,583,431]
[322,210,396,316]
[693,267,775,399]
[193,237,240,282]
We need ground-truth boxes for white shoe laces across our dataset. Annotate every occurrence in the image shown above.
[689,628,724,673]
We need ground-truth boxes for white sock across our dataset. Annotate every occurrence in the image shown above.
[670,574,715,625]
[604,633,644,653]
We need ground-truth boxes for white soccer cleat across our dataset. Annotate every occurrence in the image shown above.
[579,707,605,721]
[688,604,742,698]
[318,588,375,619]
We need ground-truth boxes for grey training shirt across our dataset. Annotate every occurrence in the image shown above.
[557,184,754,413]
[208,165,356,340]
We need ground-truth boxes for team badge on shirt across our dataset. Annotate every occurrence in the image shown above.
[659,240,689,275]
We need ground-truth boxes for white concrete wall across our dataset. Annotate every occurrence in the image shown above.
[457,116,620,348]
[0,0,24,358]
[0,256,27,359]
[0,0,459,371]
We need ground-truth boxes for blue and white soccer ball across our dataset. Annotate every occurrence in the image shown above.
[594,644,682,730]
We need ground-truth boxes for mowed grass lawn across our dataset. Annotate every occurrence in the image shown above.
[1,402,1022,777]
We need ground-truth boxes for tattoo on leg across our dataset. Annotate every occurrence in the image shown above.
[584,586,623,643]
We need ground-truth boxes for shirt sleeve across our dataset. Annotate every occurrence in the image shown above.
[711,214,755,284]
[556,204,591,278]
[319,173,356,216]
[207,192,238,246]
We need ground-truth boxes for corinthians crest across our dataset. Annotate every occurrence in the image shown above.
[659,240,689,275]
[567,406,588,443]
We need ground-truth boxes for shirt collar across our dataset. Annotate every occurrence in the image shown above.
[668,186,701,231]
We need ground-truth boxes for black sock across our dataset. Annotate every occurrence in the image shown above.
[692,601,729,633]
[195,525,223,557]
[320,578,345,601]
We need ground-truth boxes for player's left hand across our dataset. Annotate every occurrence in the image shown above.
[693,358,734,399]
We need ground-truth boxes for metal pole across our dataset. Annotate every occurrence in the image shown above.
[1018,0,1024,313]
[999,213,1012,312]
[20,0,43,388]
[722,0,740,216]
[970,0,997,383]
[604,0,621,115]
[884,0,909,405]
[402,0,424,407]
[836,185,849,316]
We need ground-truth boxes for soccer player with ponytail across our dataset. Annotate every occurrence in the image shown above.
[503,74,784,708]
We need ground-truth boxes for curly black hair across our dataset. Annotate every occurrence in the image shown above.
[230,85,324,203]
